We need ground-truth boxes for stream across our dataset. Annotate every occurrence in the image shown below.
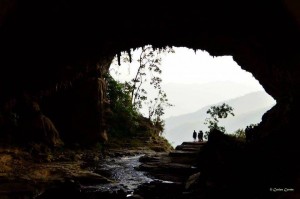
[81,154,154,196]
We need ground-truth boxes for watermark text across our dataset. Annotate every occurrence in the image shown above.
[269,188,295,192]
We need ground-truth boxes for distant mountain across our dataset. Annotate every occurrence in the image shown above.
[161,81,264,118]
[163,91,276,147]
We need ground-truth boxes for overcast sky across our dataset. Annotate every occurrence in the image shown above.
[110,47,265,118]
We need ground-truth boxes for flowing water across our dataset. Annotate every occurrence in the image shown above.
[81,154,154,195]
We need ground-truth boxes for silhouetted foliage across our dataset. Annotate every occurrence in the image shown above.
[233,128,246,140]
[146,89,173,122]
[106,73,168,139]
[233,123,259,141]
[126,45,174,109]
[110,45,174,133]
[204,103,234,139]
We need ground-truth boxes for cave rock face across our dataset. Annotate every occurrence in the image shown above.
[0,1,299,147]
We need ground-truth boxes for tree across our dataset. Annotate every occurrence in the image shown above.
[114,45,174,121]
[128,45,174,109]
[105,74,139,136]
[147,89,173,121]
[233,128,246,139]
[204,103,234,138]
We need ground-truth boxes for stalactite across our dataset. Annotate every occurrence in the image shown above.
[153,46,156,51]
[117,52,121,66]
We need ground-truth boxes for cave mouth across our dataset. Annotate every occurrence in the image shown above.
[0,2,298,197]
[109,46,276,147]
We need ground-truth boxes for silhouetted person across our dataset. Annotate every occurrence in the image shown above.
[245,126,249,142]
[245,125,252,143]
[198,130,203,142]
[193,130,197,142]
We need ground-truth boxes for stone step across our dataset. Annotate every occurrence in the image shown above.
[169,150,199,158]
[174,147,201,152]
[139,162,197,174]
[169,156,198,165]
[175,145,203,151]
[181,142,206,146]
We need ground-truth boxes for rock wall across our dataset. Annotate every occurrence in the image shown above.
[0,1,299,148]
[40,57,112,145]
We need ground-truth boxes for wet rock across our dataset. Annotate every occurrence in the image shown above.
[185,172,201,190]
[72,171,114,185]
[150,146,166,152]
[138,141,204,184]
[139,154,163,163]
[35,180,82,199]
[140,162,196,173]
[0,141,203,198]
[169,150,199,158]
[127,194,143,199]
[0,182,36,199]
[134,180,184,199]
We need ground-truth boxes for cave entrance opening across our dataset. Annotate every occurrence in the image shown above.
[109,46,276,147]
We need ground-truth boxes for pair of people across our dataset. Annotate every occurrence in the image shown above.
[193,130,203,142]
[245,125,255,143]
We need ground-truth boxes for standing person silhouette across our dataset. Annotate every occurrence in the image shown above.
[193,130,197,142]
[198,130,203,142]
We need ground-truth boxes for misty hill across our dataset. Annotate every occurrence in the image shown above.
[163,91,276,147]
[162,81,264,118]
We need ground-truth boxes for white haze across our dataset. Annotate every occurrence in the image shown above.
[110,47,265,119]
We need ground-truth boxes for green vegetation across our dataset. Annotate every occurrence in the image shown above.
[203,103,260,143]
[106,73,139,137]
[232,128,246,140]
[105,46,174,150]
[114,45,174,122]
[106,131,173,152]
[204,103,235,139]
[230,123,259,141]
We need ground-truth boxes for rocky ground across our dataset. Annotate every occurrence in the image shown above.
[138,142,204,183]
[0,135,178,199]
[0,140,205,199]
[132,142,205,199]
[2,134,299,199]
[0,146,112,198]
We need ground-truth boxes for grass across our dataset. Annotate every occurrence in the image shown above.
[106,132,173,152]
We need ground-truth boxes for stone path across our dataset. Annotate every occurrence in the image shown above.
[131,141,206,198]
[0,142,206,198]
[138,141,205,183]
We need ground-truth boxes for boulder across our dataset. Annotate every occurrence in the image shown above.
[185,172,201,190]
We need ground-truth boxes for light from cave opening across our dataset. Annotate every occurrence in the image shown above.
[109,46,276,146]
